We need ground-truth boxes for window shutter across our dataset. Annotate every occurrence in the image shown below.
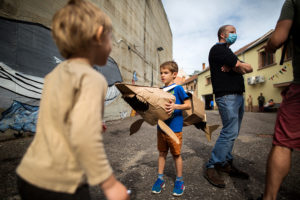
[258,52,262,69]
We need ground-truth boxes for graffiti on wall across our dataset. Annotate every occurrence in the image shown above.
[0,17,122,134]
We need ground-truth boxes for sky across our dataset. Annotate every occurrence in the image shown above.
[161,0,285,75]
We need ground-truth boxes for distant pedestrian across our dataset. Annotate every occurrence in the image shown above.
[259,0,300,199]
[247,94,253,112]
[210,100,214,110]
[204,24,253,188]
[263,99,275,112]
[258,93,265,112]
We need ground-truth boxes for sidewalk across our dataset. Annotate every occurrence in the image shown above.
[0,111,299,200]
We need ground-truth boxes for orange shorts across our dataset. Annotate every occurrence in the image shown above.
[157,130,183,156]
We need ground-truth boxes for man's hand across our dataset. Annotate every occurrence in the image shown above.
[165,99,175,115]
[221,61,251,74]
[261,44,276,54]
[221,65,231,72]
[232,66,247,74]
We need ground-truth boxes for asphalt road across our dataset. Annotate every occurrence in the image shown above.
[1,111,299,200]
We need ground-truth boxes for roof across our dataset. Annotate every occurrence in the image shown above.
[235,29,274,56]
[197,66,210,76]
[182,74,198,85]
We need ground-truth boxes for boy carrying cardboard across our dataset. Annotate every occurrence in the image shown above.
[152,61,191,196]
[16,0,129,199]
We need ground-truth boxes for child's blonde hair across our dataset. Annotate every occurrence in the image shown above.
[160,61,179,73]
[52,0,112,58]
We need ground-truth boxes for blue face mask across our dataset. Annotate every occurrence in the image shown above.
[226,33,237,45]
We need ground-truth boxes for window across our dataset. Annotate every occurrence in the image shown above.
[205,77,211,85]
[284,40,293,60]
[259,51,275,68]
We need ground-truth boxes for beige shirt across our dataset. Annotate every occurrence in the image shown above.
[17,60,112,194]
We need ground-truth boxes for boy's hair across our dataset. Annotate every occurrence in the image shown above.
[52,0,112,58]
[160,61,178,73]
[217,24,231,41]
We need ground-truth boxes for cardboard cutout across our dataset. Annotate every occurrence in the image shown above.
[115,83,219,144]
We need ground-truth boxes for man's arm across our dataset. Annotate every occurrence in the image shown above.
[221,60,252,74]
[220,45,252,74]
[234,60,253,74]
[265,19,293,53]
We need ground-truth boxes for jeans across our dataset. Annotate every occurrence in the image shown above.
[206,94,244,168]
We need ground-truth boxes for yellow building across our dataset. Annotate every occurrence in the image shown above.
[197,30,294,111]
[182,75,197,93]
[196,67,213,109]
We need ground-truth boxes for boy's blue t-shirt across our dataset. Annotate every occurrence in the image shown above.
[158,84,189,133]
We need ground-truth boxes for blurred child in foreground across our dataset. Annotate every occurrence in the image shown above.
[16,0,129,199]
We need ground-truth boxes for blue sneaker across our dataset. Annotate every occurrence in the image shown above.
[173,180,185,196]
[151,178,165,194]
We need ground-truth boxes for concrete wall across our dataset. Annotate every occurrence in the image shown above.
[0,0,173,120]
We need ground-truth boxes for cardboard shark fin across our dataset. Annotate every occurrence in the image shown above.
[158,119,180,144]
[130,119,179,144]
[130,119,145,135]
[204,124,220,141]
[130,118,219,142]
[130,118,180,144]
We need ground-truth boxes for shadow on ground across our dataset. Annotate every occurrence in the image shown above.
[0,111,299,200]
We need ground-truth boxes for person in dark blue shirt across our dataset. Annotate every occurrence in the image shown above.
[151,61,191,197]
